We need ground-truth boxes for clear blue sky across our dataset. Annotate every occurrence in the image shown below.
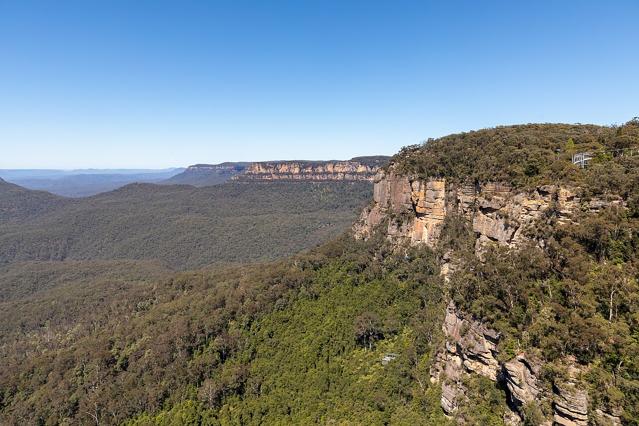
[1,0,638,168]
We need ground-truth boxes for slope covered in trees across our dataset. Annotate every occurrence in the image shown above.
[0,236,453,425]
[385,119,639,423]
[161,163,248,187]
[0,178,67,222]
[0,181,372,269]
[441,206,639,423]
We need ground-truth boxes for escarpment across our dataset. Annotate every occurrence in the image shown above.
[354,164,627,425]
[167,157,389,185]
[354,170,622,256]
[233,157,389,182]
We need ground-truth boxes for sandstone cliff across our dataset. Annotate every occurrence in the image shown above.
[187,163,248,171]
[355,170,622,256]
[354,165,625,425]
[428,301,616,425]
[233,157,388,182]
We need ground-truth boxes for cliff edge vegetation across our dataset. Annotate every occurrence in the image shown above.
[394,119,639,199]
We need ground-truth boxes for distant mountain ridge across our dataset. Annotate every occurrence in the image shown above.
[0,169,184,197]
[233,156,390,181]
[2,157,389,195]
[162,162,250,186]
[164,157,389,186]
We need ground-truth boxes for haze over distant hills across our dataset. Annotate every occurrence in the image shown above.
[0,169,183,179]
[0,168,184,197]
[0,157,391,196]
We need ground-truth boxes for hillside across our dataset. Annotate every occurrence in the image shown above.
[392,120,639,194]
[0,177,68,222]
[0,235,452,425]
[162,163,249,187]
[356,119,639,424]
[1,121,638,425]
[0,180,372,269]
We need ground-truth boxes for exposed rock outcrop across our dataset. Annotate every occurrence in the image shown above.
[430,302,501,416]
[431,303,597,425]
[356,165,627,424]
[234,157,389,182]
[594,409,623,426]
[186,163,247,172]
[502,355,542,410]
[444,301,501,381]
[552,362,589,426]
[354,169,623,257]
[553,385,588,426]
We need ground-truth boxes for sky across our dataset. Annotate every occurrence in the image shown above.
[1,1,638,169]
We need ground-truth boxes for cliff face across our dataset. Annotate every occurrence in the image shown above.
[233,159,387,182]
[354,166,624,425]
[431,302,606,425]
[355,170,622,257]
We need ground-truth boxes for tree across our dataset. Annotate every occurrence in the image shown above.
[354,312,383,350]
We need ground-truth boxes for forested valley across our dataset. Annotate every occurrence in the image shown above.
[1,121,639,425]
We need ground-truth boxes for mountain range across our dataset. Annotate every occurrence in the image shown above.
[0,157,390,197]
[1,121,638,425]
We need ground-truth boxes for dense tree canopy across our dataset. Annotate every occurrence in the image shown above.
[0,181,372,269]
[393,119,639,190]
[0,235,453,425]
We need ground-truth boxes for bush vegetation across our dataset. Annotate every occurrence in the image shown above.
[393,119,639,190]
[0,181,372,269]
[445,206,639,422]
[0,235,453,425]
[410,121,639,422]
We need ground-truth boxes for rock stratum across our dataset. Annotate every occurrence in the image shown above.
[355,171,622,256]
[164,157,390,186]
[354,164,626,425]
[233,156,389,182]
